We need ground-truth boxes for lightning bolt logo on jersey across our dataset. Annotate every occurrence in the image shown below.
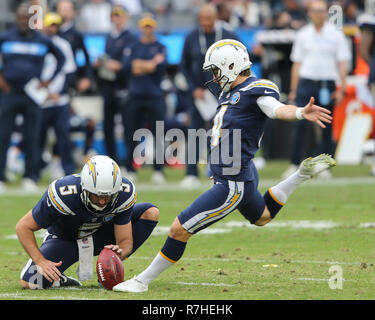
[209,76,280,181]
[31,174,137,240]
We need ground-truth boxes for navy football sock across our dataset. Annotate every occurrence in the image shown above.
[160,236,187,263]
[263,189,284,219]
[130,219,158,255]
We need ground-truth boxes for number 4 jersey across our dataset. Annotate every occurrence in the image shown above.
[209,76,280,182]
[32,174,137,240]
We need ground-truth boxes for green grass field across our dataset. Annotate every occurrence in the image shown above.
[1,161,375,300]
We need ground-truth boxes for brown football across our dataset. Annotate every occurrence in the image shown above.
[96,247,124,290]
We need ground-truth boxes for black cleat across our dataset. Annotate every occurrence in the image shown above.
[59,274,82,287]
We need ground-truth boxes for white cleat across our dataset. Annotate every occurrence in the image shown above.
[299,154,336,178]
[113,276,148,293]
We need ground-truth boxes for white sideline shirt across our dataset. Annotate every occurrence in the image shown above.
[290,22,351,81]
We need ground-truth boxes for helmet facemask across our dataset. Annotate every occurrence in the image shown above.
[81,189,120,216]
[203,64,233,96]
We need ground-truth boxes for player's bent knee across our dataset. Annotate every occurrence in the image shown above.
[254,207,272,227]
[168,217,192,242]
[140,206,159,221]
[254,219,271,227]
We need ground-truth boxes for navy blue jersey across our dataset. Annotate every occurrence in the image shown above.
[360,22,375,84]
[0,27,65,90]
[58,24,93,80]
[103,29,137,88]
[209,76,280,181]
[123,39,167,98]
[32,174,137,240]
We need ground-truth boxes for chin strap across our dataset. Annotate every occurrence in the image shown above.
[81,189,120,215]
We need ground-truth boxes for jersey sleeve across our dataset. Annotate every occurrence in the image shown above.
[256,96,285,119]
[155,43,167,75]
[61,38,77,74]
[239,79,280,101]
[31,184,71,229]
[113,178,137,225]
[46,178,77,216]
[47,37,66,80]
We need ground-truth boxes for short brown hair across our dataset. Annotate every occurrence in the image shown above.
[239,69,251,76]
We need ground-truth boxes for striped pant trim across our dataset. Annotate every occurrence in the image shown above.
[182,180,244,233]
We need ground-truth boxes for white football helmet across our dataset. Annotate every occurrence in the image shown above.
[80,155,122,215]
[203,39,252,93]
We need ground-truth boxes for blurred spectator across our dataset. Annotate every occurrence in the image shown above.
[277,0,306,29]
[122,13,168,184]
[359,14,375,175]
[95,5,137,169]
[255,9,296,95]
[30,0,47,11]
[282,0,350,179]
[231,0,263,27]
[273,10,293,29]
[56,0,93,93]
[161,67,190,167]
[78,0,111,33]
[112,0,143,16]
[216,2,237,30]
[179,3,240,188]
[69,109,96,164]
[165,70,190,136]
[360,15,375,97]
[0,3,65,193]
[344,1,359,25]
[39,12,76,180]
[357,0,365,11]
[170,0,200,14]
[142,0,170,15]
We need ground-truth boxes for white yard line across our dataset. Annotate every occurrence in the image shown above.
[0,292,105,300]
[129,256,362,266]
[5,219,375,241]
[172,281,235,287]
[4,229,45,240]
[290,277,354,282]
